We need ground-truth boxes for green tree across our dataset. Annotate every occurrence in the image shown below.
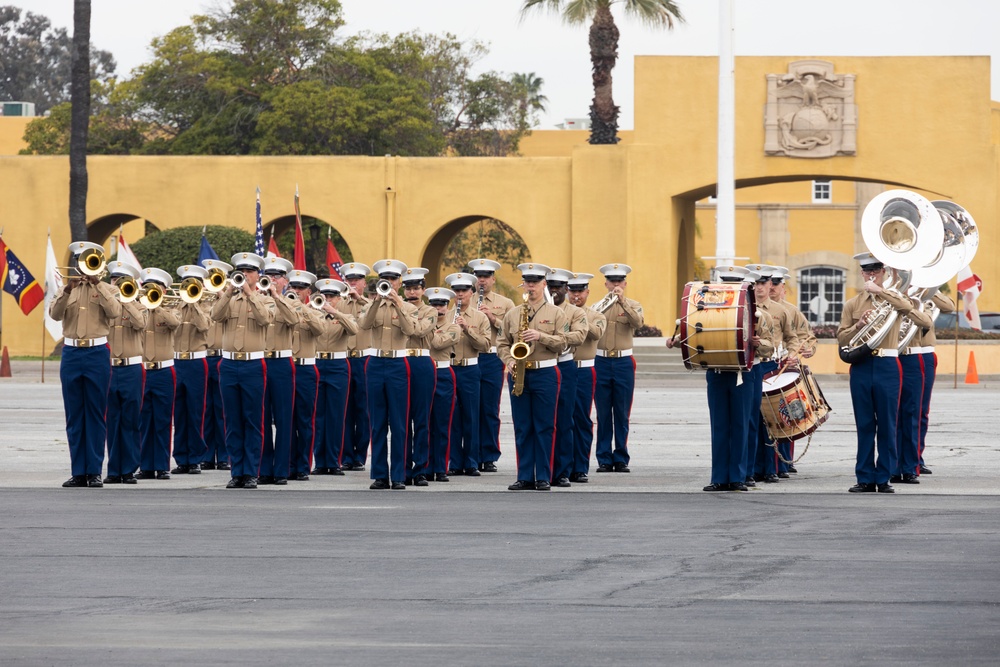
[441,218,530,274]
[512,72,548,123]
[520,0,683,144]
[0,5,115,115]
[131,226,256,272]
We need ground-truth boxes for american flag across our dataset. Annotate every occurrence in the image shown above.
[254,187,265,256]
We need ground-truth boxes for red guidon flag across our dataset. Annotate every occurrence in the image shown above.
[326,228,343,280]
[956,265,983,331]
[293,185,306,271]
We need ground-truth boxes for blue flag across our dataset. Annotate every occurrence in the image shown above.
[254,187,265,256]
[197,233,219,264]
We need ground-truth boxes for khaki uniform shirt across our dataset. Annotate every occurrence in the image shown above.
[836,290,914,351]
[497,301,569,366]
[173,302,210,354]
[211,288,274,353]
[291,300,327,359]
[759,299,796,358]
[780,299,818,357]
[142,306,181,363]
[264,293,301,352]
[405,302,438,350]
[558,301,588,354]
[451,304,491,362]
[479,290,515,349]
[317,309,359,354]
[49,281,121,339]
[205,313,224,351]
[597,296,644,352]
[916,293,956,348]
[574,308,607,361]
[430,319,462,363]
[338,295,373,351]
[359,299,419,352]
[754,308,777,360]
[109,300,147,360]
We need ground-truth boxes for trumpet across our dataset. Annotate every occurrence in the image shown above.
[139,283,179,309]
[176,277,203,304]
[229,271,246,289]
[453,297,462,324]
[57,248,107,280]
[591,291,618,313]
[375,279,394,298]
[285,291,300,301]
[116,276,139,302]
[257,275,272,293]
[205,268,228,292]
[310,294,327,310]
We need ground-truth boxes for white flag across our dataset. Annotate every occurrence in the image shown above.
[43,233,63,341]
[116,232,142,271]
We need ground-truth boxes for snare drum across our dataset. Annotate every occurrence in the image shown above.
[760,367,830,441]
[679,281,755,371]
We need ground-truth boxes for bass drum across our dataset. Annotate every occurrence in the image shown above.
[760,366,831,441]
[679,281,755,371]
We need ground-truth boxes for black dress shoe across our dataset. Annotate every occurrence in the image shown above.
[370,479,390,490]
[330,467,345,476]
[753,473,765,482]
[201,462,216,470]
[480,462,498,473]
[391,481,406,490]
[730,482,748,492]
[890,474,902,483]
[171,465,190,474]
[703,483,729,492]
[136,470,155,480]
[787,465,798,474]
[156,471,171,480]
[877,482,895,493]
[848,482,876,493]
[744,478,756,488]
[596,464,614,473]
[555,477,571,488]
[273,478,288,485]
[613,463,631,473]
[294,473,310,481]
[62,476,87,488]
[103,475,122,484]
[217,462,231,471]
[413,475,429,487]
[465,468,481,477]
[448,468,463,476]
[122,473,137,484]
[435,473,450,482]
[243,476,258,489]
[257,476,274,485]
[918,464,932,475]
[900,473,920,484]
[508,480,535,490]
[404,477,413,486]
[569,472,589,483]
[188,465,201,474]
[762,474,780,483]
[777,471,789,479]
[346,464,365,472]
[311,467,328,475]
[226,477,244,489]
[87,475,104,488]
[534,480,551,491]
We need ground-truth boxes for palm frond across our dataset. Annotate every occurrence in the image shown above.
[621,0,685,28]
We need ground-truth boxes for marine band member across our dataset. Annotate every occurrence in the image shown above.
[138,267,181,480]
[547,268,588,488]
[286,270,327,483]
[401,267,438,487]
[338,262,373,471]
[200,259,232,471]
[566,272,607,483]
[171,264,211,476]
[426,287,462,482]
[313,278,358,476]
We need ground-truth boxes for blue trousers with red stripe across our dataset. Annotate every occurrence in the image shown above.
[107,363,143,477]
[291,363,319,477]
[478,352,505,464]
[140,366,176,472]
[406,356,436,479]
[316,358,350,470]
[366,356,411,483]
[895,353,924,476]
[430,367,456,476]
[509,366,559,484]
[754,361,779,477]
[707,369,751,485]
[219,358,267,479]
[918,351,937,467]
[261,357,295,479]
[744,362,765,480]
[60,345,112,477]
[450,363,482,471]
[572,364,597,475]
[173,358,208,467]
[594,355,635,467]
[343,356,370,467]
[202,357,227,466]
[552,359,578,481]
[849,355,901,485]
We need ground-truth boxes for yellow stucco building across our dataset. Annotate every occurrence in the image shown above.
[1,55,997,368]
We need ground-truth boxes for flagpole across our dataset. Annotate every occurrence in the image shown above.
[40,311,45,383]
[954,292,961,389]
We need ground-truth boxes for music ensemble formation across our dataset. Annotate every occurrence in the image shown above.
[50,189,977,493]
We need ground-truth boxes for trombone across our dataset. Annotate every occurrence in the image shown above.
[57,248,107,280]
[139,283,177,309]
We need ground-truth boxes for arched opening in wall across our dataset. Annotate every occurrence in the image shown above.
[84,213,158,262]
[422,215,530,300]
[265,216,353,278]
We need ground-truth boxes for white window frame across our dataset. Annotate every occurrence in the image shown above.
[812,179,832,203]
[797,265,846,325]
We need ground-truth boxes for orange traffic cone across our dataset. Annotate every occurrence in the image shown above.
[0,346,10,378]
[965,350,979,385]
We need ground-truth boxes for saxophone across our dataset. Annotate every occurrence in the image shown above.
[510,294,532,396]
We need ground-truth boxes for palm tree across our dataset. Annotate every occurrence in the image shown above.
[69,0,91,242]
[512,72,549,123]
[521,0,684,144]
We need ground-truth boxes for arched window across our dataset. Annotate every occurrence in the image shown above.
[797,266,846,325]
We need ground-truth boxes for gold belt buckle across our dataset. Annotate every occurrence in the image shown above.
[378,350,395,358]
[112,358,125,367]
[348,350,361,358]
[143,361,157,370]
[77,339,93,348]
[264,351,276,359]
[317,352,330,360]
[406,349,420,357]
[234,352,249,361]
[177,352,191,360]
[606,350,620,358]
[524,361,538,370]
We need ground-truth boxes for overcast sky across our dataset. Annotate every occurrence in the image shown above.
[20,0,1000,129]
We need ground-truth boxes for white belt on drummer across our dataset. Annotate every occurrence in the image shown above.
[64,336,108,348]
[175,351,208,360]
[576,359,595,368]
[436,360,452,370]
[596,348,633,358]
[903,345,934,355]
[872,349,899,358]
